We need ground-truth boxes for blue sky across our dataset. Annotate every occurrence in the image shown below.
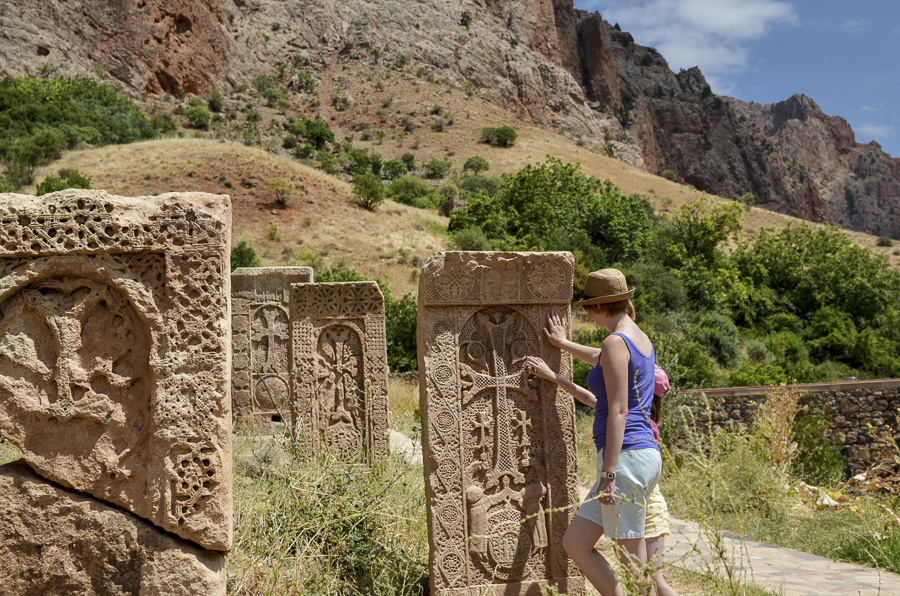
[573,0,900,157]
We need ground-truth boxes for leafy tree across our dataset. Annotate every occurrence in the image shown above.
[660,194,742,269]
[457,175,502,197]
[347,149,371,176]
[463,155,490,175]
[305,119,335,149]
[400,152,416,170]
[183,104,211,129]
[385,293,418,371]
[732,224,900,325]
[35,168,91,195]
[382,159,407,180]
[206,87,224,112]
[492,126,518,147]
[353,173,385,210]
[480,126,518,147]
[423,157,451,179]
[266,177,295,207]
[231,239,261,271]
[387,175,438,209]
[690,312,739,367]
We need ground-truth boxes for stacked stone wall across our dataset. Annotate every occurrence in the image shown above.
[694,379,900,474]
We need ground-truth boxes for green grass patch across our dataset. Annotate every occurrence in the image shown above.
[229,434,428,595]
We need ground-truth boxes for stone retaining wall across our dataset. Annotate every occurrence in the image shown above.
[694,379,900,474]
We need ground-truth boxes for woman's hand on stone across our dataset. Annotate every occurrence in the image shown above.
[525,356,556,381]
[543,310,567,346]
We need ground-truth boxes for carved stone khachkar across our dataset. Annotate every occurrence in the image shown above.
[290,282,389,463]
[418,252,584,596]
[0,190,232,590]
[232,267,313,431]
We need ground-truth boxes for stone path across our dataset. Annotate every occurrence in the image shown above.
[664,516,900,596]
[389,431,900,596]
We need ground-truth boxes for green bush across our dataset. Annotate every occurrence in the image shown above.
[382,159,407,180]
[0,75,155,189]
[352,173,385,210]
[183,104,211,129]
[206,87,224,112]
[400,152,416,170]
[669,339,719,388]
[463,155,490,175]
[385,293,418,372]
[691,312,740,367]
[423,157,451,179]
[387,175,439,209]
[457,175,502,197]
[231,239,261,271]
[791,409,847,486]
[480,126,517,147]
[451,226,492,251]
[727,362,789,387]
[35,168,92,195]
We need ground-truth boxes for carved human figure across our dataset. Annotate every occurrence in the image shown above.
[465,485,490,562]
[521,481,549,549]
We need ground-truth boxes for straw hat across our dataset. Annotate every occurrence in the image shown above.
[576,268,634,306]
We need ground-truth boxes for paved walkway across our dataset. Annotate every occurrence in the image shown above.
[390,431,900,595]
[665,516,900,596]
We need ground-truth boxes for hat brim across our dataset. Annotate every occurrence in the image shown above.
[575,288,634,306]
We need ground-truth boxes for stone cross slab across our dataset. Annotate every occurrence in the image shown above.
[232,266,313,432]
[0,190,233,590]
[290,281,389,463]
[418,251,585,596]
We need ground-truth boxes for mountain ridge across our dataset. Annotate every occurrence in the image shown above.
[2,0,898,236]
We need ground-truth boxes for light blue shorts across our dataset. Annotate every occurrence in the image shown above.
[576,447,662,539]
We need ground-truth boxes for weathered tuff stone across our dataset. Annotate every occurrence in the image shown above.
[417,252,584,596]
[0,190,232,551]
[290,281,389,463]
[232,267,313,432]
[0,459,226,595]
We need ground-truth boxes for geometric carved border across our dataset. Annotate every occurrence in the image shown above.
[290,281,389,463]
[417,251,584,595]
[0,190,232,551]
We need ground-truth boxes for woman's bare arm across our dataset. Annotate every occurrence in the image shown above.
[525,356,597,408]
[543,310,602,365]
[599,333,630,478]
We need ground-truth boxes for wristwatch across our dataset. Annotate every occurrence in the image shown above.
[599,471,616,480]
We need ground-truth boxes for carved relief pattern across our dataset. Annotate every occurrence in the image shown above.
[419,252,583,595]
[0,191,231,552]
[230,268,312,428]
[291,282,389,464]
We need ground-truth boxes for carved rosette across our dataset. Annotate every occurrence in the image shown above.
[290,281,389,463]
[231,267,313,431]
[418,252,584,595]
[0,190,232,552]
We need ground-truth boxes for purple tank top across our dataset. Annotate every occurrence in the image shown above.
[587,332,659,452]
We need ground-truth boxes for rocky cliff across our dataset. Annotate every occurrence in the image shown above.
[2,0,898,236]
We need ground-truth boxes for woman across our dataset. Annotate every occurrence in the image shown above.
[525,268,661,595]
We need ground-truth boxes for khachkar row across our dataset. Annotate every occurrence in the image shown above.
[418,252,586,596]
[0,190,232,593]
[231,269,390,463]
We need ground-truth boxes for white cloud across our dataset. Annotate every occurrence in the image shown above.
[857,123,896,142]
[842,18,871,33]
[579,0,797,93]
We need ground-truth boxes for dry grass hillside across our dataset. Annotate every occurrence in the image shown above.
[39,57,900,290]
[44,139,448,296]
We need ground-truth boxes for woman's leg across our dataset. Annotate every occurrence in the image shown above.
[646,535,679,596]
[563,516,621,596]
[615,537,652,595]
